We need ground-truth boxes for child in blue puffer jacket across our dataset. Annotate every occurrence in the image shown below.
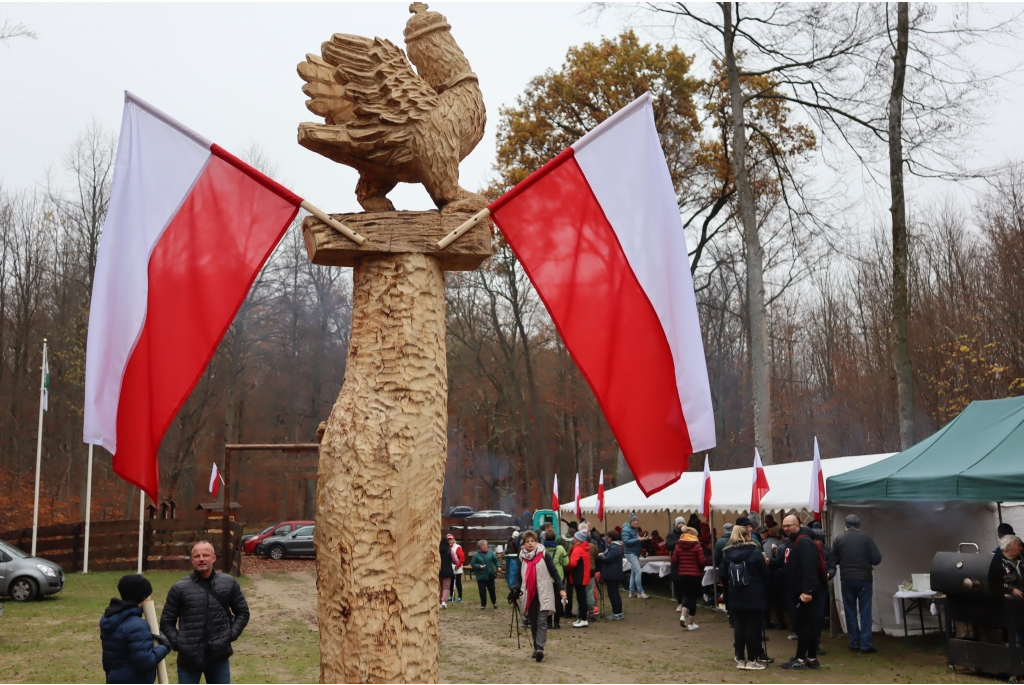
[99,574,170,684]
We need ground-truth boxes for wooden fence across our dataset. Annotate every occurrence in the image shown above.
[0,519,243,576]
[441,515,519,553]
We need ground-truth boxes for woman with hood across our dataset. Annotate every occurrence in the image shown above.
[671,526,706,630]
[720,525,772,671]
[598,530,626,620]
[566,528,592,627]
[99,574,171,684]
[542,529,568,628]
[514,530,566,662]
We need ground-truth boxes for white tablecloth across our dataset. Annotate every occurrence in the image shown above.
[621,555,672,576]
[893,589,937,625]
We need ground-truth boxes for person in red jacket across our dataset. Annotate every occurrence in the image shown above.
[672,526,707,630]
[567,529,592,628]
[447,534,465,603]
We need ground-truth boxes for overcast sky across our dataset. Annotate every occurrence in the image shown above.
[3,3,1023,227]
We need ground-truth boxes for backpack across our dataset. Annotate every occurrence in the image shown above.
[794,534,828,582]
[728,559,751,586]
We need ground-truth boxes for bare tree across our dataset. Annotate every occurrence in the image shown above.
[0,17,37,47]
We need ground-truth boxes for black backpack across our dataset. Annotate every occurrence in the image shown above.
[728,559,751,586]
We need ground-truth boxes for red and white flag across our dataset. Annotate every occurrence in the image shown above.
[597,469,605,522]
[487,93,715,496]
[699,455,712,517]
[552,473,559,511]
[209,462,221,499]
[84,93,302,500]
[574,472,582,520]
[751,448,770,513]
[810,437,825,522]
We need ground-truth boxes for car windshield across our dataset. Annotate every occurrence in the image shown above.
[0,540,28,559]
[258,525,275,535]
[294,526,314,536]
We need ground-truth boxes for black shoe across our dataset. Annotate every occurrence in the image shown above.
[523,619,531,628]
[849,646,861,652]
[756,655,774,664]
[765,622,776,629]
[817,648,826,656]
[533,649,544,662]
[806,658,821,669]
[781,658,806,670]
[860,647,878,654]
[552,623,561,630]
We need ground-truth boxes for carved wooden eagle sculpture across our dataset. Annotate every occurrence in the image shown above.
[297,3,487,214]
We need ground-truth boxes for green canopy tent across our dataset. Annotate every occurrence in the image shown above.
[827,396,1024,503]
[825,396,1024,636]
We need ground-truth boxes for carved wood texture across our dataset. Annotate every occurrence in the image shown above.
[315,253,447,683]
[302,210,492,271]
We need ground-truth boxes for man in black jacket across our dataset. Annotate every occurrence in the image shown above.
[831,514,882,654]
[160,541,250,684]
[780,515,823,670]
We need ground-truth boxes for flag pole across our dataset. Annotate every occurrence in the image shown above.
[83,443,94,573]
[437,207,490,249]
[300,200,365,245]
[137,489,145,574]
[31,338,47,557]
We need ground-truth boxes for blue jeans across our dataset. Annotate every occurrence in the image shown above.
[626,553,644,595]
[178,659,231,684]
[841,578,874,650]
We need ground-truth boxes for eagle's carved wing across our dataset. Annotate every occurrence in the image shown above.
[298,54,354,125]
[317,34,437,125]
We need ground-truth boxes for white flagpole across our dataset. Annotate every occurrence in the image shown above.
[83,443,94,573]
[137,489,145,574]
[31,339,47,557]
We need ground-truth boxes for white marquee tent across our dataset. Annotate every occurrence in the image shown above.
[560,453,894,517]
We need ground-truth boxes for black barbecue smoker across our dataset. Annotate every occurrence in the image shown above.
[931,543,1024,679]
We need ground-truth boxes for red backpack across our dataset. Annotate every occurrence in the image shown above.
[792,534,828,583]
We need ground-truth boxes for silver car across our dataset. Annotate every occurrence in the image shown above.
[0,539,64,601]
[255,525,315,559]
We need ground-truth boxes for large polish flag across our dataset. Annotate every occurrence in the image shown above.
[750,448,770,513]
[84,92,302,500]
[488,92,715,496]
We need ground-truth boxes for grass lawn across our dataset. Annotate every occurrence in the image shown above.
[0,568,1002,683]
[1,570,318,684]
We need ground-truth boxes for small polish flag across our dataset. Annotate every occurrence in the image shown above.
[486,92,715,497]
[699,455,712,517]
[574,473,581,520]
[552,473,559,511]
[751,448,770,513]
[84,93,307,501]
[209,462,221,499]
[597,469,605,522]
[810,437,826,522]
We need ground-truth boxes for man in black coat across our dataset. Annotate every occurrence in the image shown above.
[831,514,882,654]
[160,541,250,684]
[780,515,823,670]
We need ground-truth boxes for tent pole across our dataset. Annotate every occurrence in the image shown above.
[999,502,1003,524]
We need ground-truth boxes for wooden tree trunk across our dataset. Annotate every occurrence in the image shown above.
[889,2,915,450]
[315,252,447,683]
[723,2,773,464]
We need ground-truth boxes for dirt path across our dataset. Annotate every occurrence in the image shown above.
[242,571,984,683]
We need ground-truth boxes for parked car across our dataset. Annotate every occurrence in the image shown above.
[0,539,64,601]
[468,510,509,519]
[448,506,475,518]
[255,525,316,560]
[242,520,315,554]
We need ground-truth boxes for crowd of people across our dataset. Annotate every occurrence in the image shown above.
[446,510,885,671]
